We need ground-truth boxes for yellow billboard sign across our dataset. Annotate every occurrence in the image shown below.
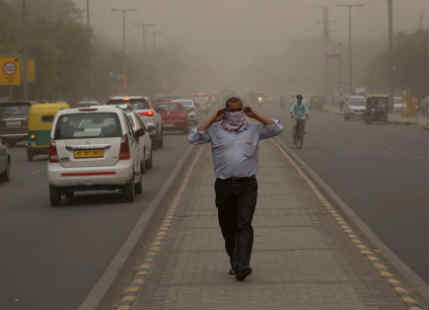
[0,57,21,85]
[27,59,36,82]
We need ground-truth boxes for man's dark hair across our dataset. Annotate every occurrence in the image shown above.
[225,97,242,108]
[297,94,303,100]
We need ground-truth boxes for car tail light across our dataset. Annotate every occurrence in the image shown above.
[49,139,59,163]
[139,111,154,117]
[119,135,131,160]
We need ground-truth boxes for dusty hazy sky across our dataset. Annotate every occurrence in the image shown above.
[74,0,428,83]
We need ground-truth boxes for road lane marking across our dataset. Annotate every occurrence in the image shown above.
[79,144,195,310]
[113,146,205,309]
[272,139,425,310]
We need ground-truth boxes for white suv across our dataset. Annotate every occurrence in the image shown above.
[48,106,143,206]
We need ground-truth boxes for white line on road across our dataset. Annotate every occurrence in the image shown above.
[79,145,195,310]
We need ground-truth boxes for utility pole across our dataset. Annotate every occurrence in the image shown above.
[315,5,333,98]
[337,3,365,95]
[21,0,28,100]
[112,8,137,74]
[322,6,330,98]
[86,0,90,27]
[387,0,394,111]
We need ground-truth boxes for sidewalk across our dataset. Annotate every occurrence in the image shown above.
[324,103,429,128]
[127,141,420,309]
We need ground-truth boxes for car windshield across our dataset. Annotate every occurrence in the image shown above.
[157,103,182,111]
[0,104,30,118]
[55,113,122,139]
[106,99,150,110]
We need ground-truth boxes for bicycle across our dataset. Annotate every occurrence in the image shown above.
[292,116,306,149]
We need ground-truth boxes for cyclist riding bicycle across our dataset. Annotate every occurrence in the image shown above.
[289,95,309,148]
[290,94,309,122]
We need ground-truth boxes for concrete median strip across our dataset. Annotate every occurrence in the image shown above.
[112,146,205,310]
[273,137,428,309]
[78,145,196,310]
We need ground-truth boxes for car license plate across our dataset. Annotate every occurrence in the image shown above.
[6,121,21,128]
[74,149,104,159]
[164,123,175,128]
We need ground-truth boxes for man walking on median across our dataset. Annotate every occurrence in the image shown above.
[188,97,284,281]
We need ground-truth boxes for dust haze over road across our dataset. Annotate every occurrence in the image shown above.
[76,0,428,93]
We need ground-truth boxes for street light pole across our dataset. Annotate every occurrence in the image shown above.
[112,8,137,74]
[387,0,394,111]
[21,0,28,100]
[337,3,365,95]
[86,0,90,27]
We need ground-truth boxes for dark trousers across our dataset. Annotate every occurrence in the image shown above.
[215,177,258,272]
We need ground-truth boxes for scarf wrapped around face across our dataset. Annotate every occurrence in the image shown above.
[221,111,248,132]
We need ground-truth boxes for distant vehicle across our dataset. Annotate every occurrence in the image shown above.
[72,100,101,108]
[126,111,153,173]
[48,106,143,206]
[155,101,189,134]
[344,96,367,120]
[0,137,11,182]
[393,97,405,112]
[172,99,199,126]
[0,100,37,147]
[248,92,265,105]
[107,96,163,149]
[193,93,210,113]
[364,94,389,124]
[27,103,70,161]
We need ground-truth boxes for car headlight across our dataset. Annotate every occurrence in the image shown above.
[258,97,263,102]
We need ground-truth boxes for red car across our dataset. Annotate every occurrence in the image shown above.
[155,101,189,133]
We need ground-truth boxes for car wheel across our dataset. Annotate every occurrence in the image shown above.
[27,149,33,162]
[7,140,16,148]
[0,160,10,182]
[123,179,136,202]
[135,173,143,195]
[146,148,153,169]
[49,185,62,207]
[65,192,74,204]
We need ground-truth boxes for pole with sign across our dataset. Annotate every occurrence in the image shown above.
[0,57,21,86]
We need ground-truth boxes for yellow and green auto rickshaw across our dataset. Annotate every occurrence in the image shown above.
[27,103,70,161]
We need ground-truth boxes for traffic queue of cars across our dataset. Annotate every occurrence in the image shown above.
[342,94,391,124]
[0,95,208,204]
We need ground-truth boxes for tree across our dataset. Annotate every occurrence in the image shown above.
[366,30,428,98]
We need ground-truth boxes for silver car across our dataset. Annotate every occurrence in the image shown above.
[107,96,164,149]
[0,138,11,182]
[344,96,367,120]
[126,112,153,173]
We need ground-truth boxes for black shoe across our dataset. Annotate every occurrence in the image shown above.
[228,269,235,276]
[235,267,252,281]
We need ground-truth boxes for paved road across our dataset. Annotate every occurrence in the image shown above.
[266,106,427,284]
[0,134,190,308]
